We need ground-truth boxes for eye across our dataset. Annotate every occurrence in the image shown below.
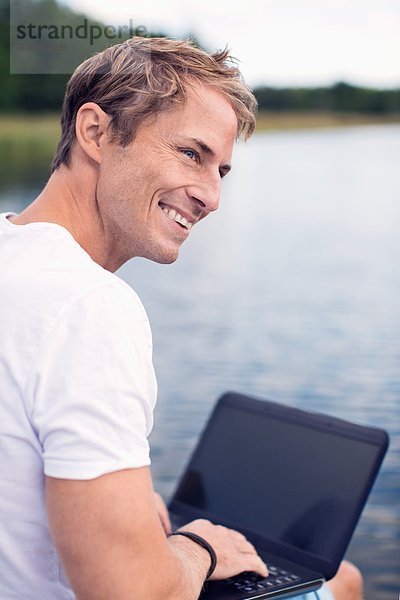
[181,148,200,162]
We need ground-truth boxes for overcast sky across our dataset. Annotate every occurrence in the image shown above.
[64,0,400,88]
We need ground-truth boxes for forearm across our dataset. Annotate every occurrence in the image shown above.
[164,535,211,600]
[80,536,209,600]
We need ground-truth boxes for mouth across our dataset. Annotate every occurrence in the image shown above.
[159,202,193,231]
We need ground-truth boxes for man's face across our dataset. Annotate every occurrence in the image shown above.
[96,83,238,267]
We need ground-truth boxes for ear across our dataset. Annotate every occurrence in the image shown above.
[75,102,112,164]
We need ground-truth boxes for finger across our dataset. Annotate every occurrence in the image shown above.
[244,555,269,578]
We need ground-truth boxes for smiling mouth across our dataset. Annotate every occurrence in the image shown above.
[159,202,193,230]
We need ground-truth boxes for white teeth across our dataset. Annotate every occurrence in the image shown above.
[161,206,192,230]
[181,217,190,229]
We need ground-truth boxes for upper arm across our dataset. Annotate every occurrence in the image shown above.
[31,284,157,483]
[46,467,177,600]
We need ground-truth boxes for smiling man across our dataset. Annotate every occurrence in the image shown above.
[0,37,362,600]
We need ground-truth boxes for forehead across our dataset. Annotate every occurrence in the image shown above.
[151,83,238,155]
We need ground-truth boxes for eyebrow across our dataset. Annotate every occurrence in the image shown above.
[185,137,232,176]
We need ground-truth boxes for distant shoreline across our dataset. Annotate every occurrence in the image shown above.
[255,110,400,132]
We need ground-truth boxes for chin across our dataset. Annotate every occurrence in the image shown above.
[155,254,178,265]
[145,245,180,265]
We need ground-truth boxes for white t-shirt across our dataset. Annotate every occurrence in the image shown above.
[0,213,157,599]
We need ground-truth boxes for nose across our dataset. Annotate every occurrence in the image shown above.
[187,171,221,215]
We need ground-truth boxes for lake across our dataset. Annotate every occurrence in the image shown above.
[1,124,399,599]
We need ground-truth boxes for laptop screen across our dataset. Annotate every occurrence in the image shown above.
[171,397,385,563]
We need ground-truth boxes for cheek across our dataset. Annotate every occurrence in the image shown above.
[156,160,193,191]
[96,172,130,221]
[98,159,134,201]
[98,151,184,211]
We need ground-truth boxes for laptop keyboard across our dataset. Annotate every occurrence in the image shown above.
[225,563,301,593]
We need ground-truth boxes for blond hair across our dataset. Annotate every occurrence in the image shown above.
[51,36,257,172]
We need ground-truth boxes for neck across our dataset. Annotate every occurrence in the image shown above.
[10,162,120,272]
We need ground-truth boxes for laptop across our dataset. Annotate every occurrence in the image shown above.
[168,391,389,599]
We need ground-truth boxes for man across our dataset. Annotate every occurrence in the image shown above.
[0,37,363,599]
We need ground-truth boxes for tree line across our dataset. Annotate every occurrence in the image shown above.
[254,83,400,114]
[1,0,399,114]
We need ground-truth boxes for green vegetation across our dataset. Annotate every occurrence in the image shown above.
[0,0,168,112]
[254,82,400,114]
[0,113,60,147]
[1,0,68,111]
[255,110,400,132]
[0,113,59,188]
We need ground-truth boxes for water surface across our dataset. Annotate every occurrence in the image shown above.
[2,124,399,599]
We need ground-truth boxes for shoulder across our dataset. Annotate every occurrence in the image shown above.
[2,217,149,326]
[71,278,152,348]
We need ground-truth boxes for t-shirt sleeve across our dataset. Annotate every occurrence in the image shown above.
[28,282,157,479]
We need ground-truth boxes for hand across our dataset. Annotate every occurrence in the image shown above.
[153,491,171,534]
[178,519,268,581]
